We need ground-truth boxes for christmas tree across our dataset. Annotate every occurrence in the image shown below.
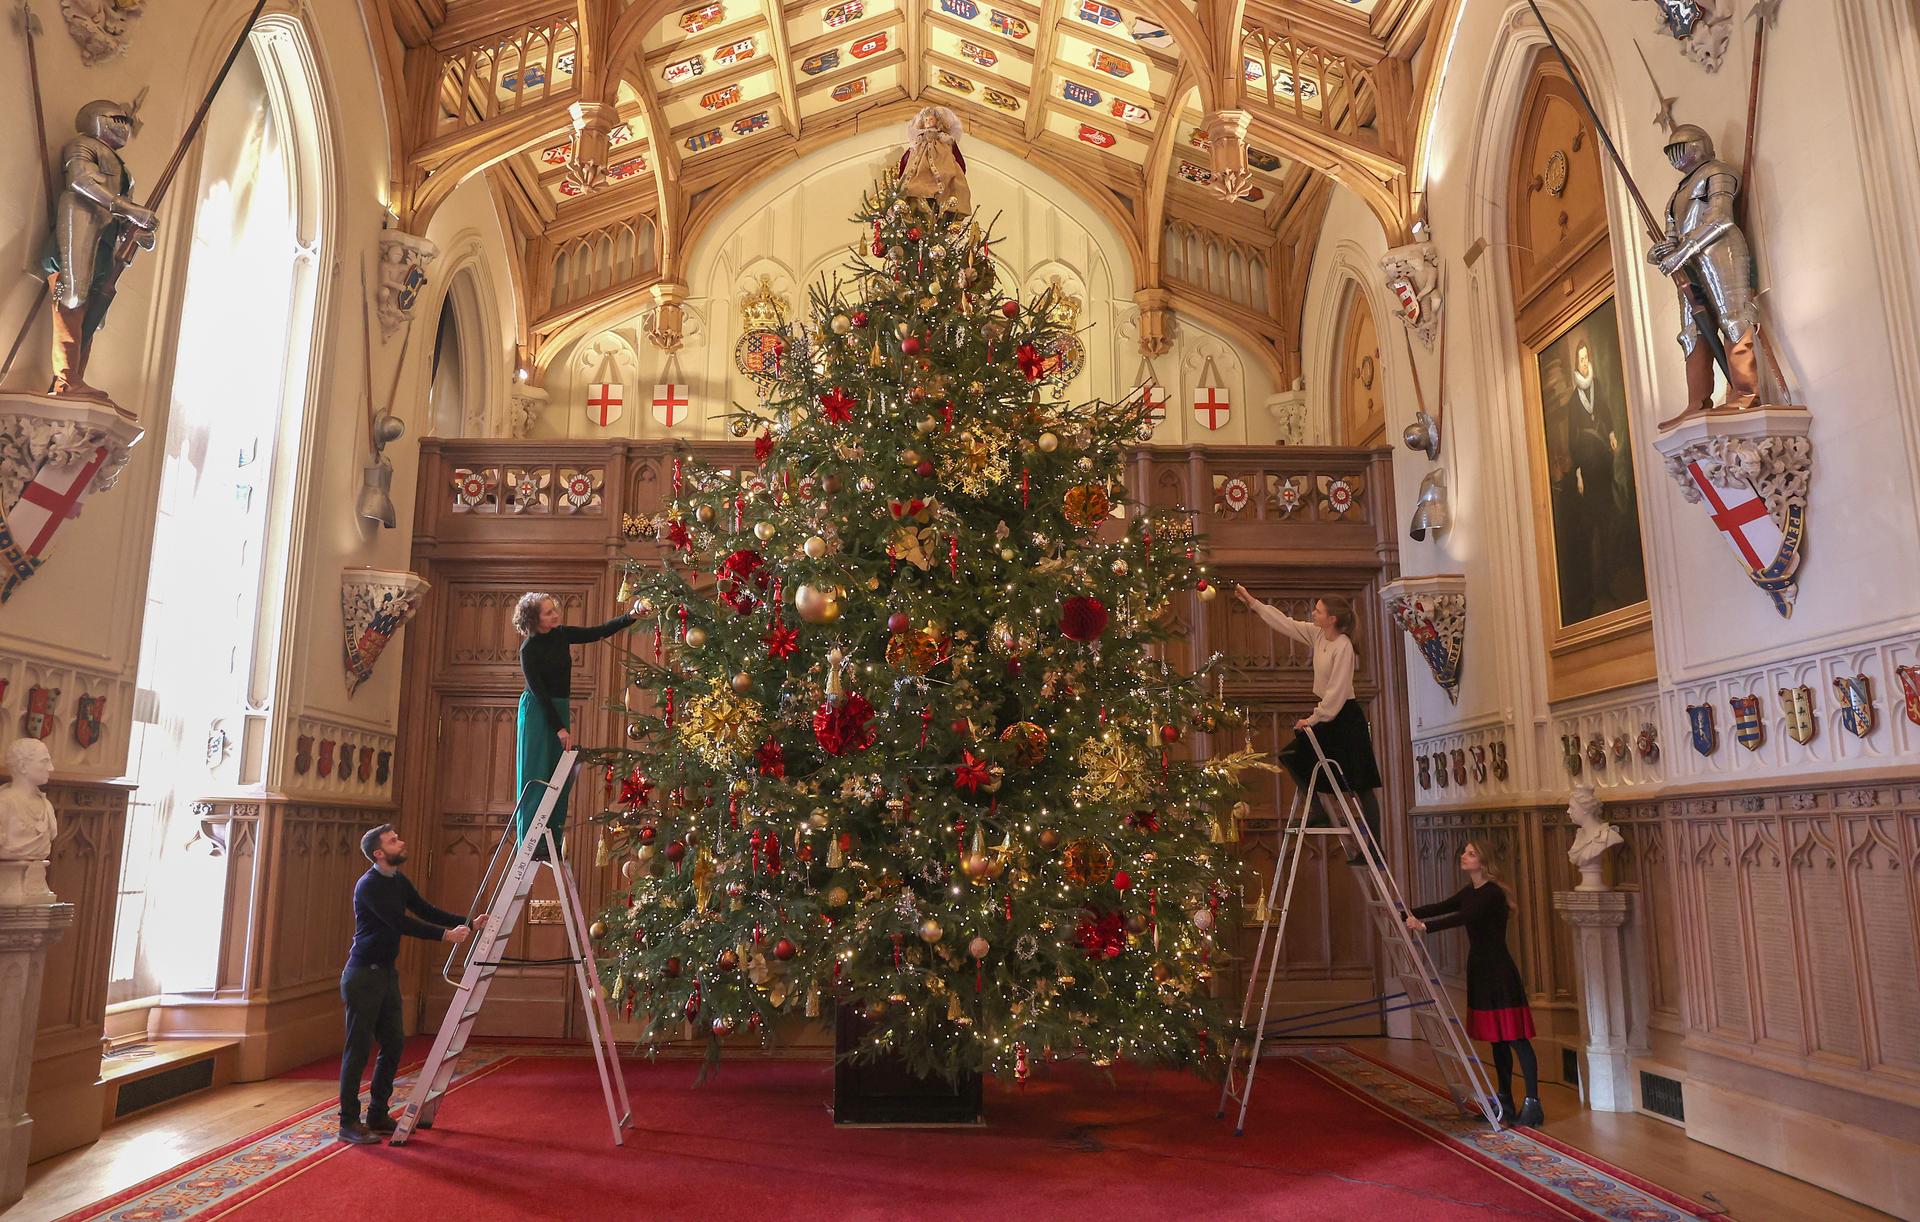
[593,114,1258,1082]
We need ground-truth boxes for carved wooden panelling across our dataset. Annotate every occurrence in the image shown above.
[444,584,588,671]
[1508,54,1610,310]
[1790,825,1862,1061]
[1852,824,1920,1072]
[37,784,127,1043]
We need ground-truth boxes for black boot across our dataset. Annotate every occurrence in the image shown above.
[1518,1096,1544,1126]
[366,1111,398,1134]
[1496,1094,1517,1125]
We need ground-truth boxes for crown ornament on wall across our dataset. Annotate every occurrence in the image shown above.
[739,275,790,332]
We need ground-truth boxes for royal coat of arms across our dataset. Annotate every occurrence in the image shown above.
[1686,703,1717,755]
[1779,684,1816,744]
[734,276,789,386]
[1729,694,1764,750]
[1832,674,1874,738]
[1381,579,1465,704]
[342,569,431,696]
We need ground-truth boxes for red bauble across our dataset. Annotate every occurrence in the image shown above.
[639,825,657,844]
[1113,870,1133,890]
[663,956,682,978]
[907,226,923,241]
[902,336,922,355]
[773,939,797,961]
[1195,579,1210,591]
[852,310,869,327]
[814,693,877,755]
[887,612,910,633]
[665,840,687,863]
[1005,657,1022,675]
[915,460,935,478]
[1060,595,1110,642]
[1159,724,1179,743]
[871,240,886,256]
[1001,300,1019,318]
[718,949,739,970]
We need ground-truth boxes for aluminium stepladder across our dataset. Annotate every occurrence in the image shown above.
[1216,726,1501,1136]
[390,749,634,1145]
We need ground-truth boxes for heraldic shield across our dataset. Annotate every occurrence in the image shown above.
[1833,674,1875,738]
[1898,664,1920,727]
[1729,694,1764,751]
[1779,684,1816,744]
[1686,703,1717,756]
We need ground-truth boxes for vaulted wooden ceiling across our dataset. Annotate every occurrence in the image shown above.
[363,0,1459,382]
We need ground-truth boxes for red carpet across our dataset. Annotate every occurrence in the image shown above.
[213,1056,1591,1221]
[279,1034,437,1080]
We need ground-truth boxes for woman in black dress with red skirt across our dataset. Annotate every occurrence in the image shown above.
[1406,841,1544,1126]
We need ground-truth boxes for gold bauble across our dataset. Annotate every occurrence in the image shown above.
[1038,828,1062,851]
[731,672,753,693]
[963,853,994,881]
[727,417,753,438]
[919,918,945,943]
[696,504,716,524]
[684,627,708,648]
[803,534,828,559]
[794,583,834,623]
[827,886,850,908]
[589,920,607,939]
[917,416,938,435]
[830,313,852,335]
[820,598,843,623]
[999,721,1049,767]
[1037,432,1059,453]
[621,859,637,880]
[1063,839,1115,885]
[754,521,776,542]
[1199,583,1219,602]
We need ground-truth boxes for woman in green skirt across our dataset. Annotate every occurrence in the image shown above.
[512,592,638,858]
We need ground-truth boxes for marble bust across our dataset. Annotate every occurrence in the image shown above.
[1566,786,1623,892]
[0,737,59,904]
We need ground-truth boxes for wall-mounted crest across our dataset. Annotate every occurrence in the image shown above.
[1633,0,1733,72]
[1379,240,1441,350]
[1380,575,1465,704]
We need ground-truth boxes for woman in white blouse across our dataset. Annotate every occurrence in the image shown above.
[1233,585,1383,863]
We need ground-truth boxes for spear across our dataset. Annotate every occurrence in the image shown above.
[0,1,55,383]
[85,0,273,327]
[1522,0,1729,378]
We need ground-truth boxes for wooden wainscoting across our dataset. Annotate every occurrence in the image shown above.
[146,797,399,1080]
[399,439,1405,1047]
[29,780,129,1161]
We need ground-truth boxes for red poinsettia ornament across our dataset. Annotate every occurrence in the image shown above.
[1060,595,1109,641]
[718,549,765,613]
[819,387,857,423]
[813,692,876,755]
[666,519,694,551]
[754,738,787,778]
[754,430,776,463]
[953,749,992,795]
[1015,343,1045,381]
[764,623,800,659]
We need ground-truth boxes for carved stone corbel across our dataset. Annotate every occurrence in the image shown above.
[375,232,438,339]
[642,282,689,354]
[507,384,548,439]
[1381,575,1467,704]
[1131,288,1175,357]
[0,395,143,604]
[1200,111,1253,201]
[1380,240,1442,350]
[565,101,618,192]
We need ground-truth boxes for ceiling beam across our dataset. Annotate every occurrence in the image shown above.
[1022,0,1066,141]
[761,0,806,137]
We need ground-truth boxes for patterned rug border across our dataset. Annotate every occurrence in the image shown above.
[55,1044,1726,1222]
[1297,1047,1726,1222]
[1333,1044,1724,1219]
[50,1050,517,1222]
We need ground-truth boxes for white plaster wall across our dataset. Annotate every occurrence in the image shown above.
[1305,0,1920,799]
[0,0,517,785]
[536,128,1279,443]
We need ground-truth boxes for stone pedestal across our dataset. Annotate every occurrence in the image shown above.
[1,902,75,1209]
[1552,889,1649,1112]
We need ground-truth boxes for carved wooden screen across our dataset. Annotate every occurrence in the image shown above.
[1337,287,1385,448]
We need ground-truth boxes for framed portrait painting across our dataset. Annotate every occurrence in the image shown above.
[1521,293,1654,695]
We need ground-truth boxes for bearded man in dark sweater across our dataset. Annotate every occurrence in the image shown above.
[337,824,485,1145]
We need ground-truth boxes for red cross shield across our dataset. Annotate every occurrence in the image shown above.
[651,384,690,427]
[586,383,624,427]
[1192,386,1231,430]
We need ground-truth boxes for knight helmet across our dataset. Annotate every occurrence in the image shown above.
[1662,123,1714,172]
